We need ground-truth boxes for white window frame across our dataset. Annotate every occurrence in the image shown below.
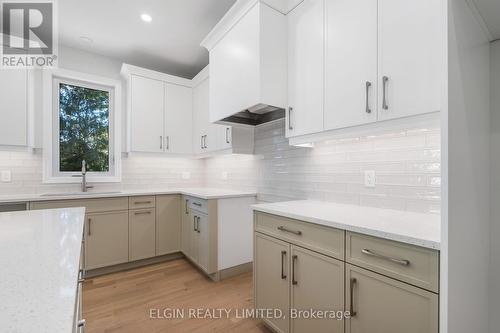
[43,68,122,183]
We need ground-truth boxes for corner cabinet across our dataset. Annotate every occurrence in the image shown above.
[253,211,439,333]
[191,66,254,156]
[287,0,443,141]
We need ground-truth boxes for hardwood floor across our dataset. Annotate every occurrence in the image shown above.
[83,259,272,333]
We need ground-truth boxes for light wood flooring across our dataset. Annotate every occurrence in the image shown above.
[83,259,272,333]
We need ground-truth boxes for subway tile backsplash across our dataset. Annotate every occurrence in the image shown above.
[205,119,441,214]
[0,119,440,214]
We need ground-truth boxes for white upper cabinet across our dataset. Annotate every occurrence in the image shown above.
[286,0,324,138]
[0,69,30,147]
[192,77,213,154]
[324,0,378,130]
[129,75,165,153]
[122,64,193,155]
[201,0,287,123]
[165,83,193,154]
[377,0,442,121]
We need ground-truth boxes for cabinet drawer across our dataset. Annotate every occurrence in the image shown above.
[346,232,439,293]
[30,197,128,213]
[129,196,155,209]
[188,196,208,214]
[255,212,344,260]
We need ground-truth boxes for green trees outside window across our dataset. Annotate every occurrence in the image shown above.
[59,83,110,172]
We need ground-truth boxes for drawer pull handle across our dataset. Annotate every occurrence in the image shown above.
[292,255,298,285]
[277,226,302,236]
[134,201,152,205]
[349,278,357,317]
[134,211,152,215]
[281,250,287,280]
[193,202,202,207]
[361,248,410,266]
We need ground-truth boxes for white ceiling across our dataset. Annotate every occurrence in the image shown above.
[59,0,236,79]
[472,0,500,41]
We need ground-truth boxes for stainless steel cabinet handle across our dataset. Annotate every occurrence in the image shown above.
[78,319,86,330]
[87,218,91,236]
[193,216,197,231]
[382,76,389,110]
[134,211,152,215]
[185,199,189,214]
[292,255,298,285]
[277,226,302,236]
[225,128,230,144]
[288,107,294,130]
[160,136,163,150]
[134,201,151,205]
[365,81,372,114]
[350,278,357,317]
[78,269,85,284]
[193,202,202,207]
[166,136,170,150]
[361,248,410,266]
[281,250,287,280]
[201,136,204,149]
[203,135,208,149]
[196,216,201,233]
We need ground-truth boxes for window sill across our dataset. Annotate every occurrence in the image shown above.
[43,176,122,184]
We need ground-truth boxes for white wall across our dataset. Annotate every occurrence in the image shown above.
[206,119,441,214]
[446,1,491,332]
[490,40,500,333]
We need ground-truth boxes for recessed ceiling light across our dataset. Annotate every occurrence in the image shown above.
[141,13,152,22]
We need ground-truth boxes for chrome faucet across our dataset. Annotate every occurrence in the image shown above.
[72,160,94,192]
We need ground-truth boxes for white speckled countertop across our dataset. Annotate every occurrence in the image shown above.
[0,208,85,333]
[252,200,440,250]
[0,188,257,204]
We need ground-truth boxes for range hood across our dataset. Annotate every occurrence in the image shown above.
[201,0,287,126]
[219,105,285,126]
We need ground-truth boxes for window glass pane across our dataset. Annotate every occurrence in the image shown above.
[59,83,110,172]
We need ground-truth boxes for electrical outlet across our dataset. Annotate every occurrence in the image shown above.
[181,171,191,180]
[364,170,376,188]
[221,171,228,180]
[1,170,12,183]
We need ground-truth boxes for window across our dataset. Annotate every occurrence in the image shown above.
[43,69,121,183]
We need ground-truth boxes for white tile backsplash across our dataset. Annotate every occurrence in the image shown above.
[205,119,441,214]
[0,119,441,214]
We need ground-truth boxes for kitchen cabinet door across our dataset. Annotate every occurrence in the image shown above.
[165,83,193,154]
[345,264,438,333]
[130,75,165,152]
[378,0,441,121]
[254,232,290,333]
[290,245,345,333]
[0,69,28,146]
[181,197,192,257]
[85,211,129,270]
[286,0,324,138]
[216,125,232,150]
[156,195,181,256]
[192,78,209,154]
[324,0,378,130]
[196,213,211,273]
[129,208,156,261]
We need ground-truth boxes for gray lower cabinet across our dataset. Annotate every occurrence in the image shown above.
[346,263,438,333]
[290,245,344,333]
[156,195,181,256]
[129,208,156,261]
[85,211,129,270]
[254,233,290,333]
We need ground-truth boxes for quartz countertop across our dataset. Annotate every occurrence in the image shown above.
[0,188,257,204]
[252,200,440,250]
[0,208,85,333]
